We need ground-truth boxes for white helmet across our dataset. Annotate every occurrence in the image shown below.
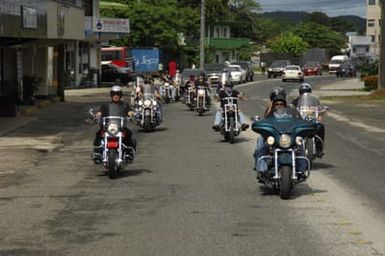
[110,85,122,96]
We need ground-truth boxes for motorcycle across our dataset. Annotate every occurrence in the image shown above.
[173,80,181,101]
[296,93,328,166]
[220,96,241,144]
[160,81,174,103]
[195,86,209,116]
[87,109,135,179]
[252,109,316,199]
[184,85,196,111]
[135,93,161,133]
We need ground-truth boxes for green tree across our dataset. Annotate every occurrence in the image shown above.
[290,22,346,56]
[269,32,309,56]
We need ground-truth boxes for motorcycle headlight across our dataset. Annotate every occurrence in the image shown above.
[138,100,143,106]
[268,68,272,71]
[295,136,303,145]
[107,123,119,135]
[279,134,291,148]
[144,99,152,107]
[152,100,158,106]
[198,89,205,96]
[267,136,275,145]
[164,82,169,87]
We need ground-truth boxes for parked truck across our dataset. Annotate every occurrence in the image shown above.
[131,48,160,74]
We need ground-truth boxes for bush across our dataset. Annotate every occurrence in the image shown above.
[363,75,378,91]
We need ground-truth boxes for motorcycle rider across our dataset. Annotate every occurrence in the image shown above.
[92,86,136,162]
[292,83,326,157]
[134,76,163,124]
[212,81,249,131]
[194,72,211,108]
[253,88,303,174]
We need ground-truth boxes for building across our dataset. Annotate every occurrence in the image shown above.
[0,0,129,117]
[205,23,250,64]
[347,34,375,64]
[366,0,381,57]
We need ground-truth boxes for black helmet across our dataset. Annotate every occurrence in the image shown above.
[270,87,286,101]
[224,81,233,88]
[110,85,122,97]
[299,83,312,95]
[272,94,287,105]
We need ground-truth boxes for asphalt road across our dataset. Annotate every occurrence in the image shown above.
[0,75,384,256]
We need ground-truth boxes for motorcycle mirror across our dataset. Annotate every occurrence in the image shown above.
[250,115,260,122]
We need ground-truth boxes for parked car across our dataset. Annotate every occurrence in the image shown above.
[282,65,304,82]
[303,61,323,76]
[231,61,254,81]
[205,63,226,87]
[101,63,135,86]
[227,65,246,84]
[336,63,357,77]
[267,60,291,78]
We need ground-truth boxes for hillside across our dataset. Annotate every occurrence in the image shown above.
[261,11,366,32]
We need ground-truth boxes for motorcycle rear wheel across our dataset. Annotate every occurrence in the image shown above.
[107,149,118,179]
[279,165,293,199]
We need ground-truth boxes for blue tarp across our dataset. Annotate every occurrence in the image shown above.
[131,48,160,73]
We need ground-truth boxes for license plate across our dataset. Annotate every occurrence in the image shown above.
[107,140,119,148]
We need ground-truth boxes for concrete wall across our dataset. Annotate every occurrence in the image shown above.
[47,1,85,40]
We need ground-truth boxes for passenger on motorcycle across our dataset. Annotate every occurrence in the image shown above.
[194,73,211,107]
[292,83,326,157]
[253,88,305,173]
[212,81,249,131]
[92,86,136,161]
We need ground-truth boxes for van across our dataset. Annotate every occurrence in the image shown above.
[328,55,349,74]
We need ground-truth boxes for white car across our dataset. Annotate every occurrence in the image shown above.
[282,65,304,82]
[227,65,247,84]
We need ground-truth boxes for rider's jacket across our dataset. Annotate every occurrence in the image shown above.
[218,89,240,108]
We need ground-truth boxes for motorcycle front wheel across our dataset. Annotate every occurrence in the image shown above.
[229,116,235,144]
[279,165,293,200]
[144,116,152,133]
[107,149,118,179]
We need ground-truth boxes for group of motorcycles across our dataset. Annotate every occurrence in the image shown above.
[86,75,327,201]
[252,92,327,199]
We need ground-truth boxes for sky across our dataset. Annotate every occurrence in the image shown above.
[257,0,367,18]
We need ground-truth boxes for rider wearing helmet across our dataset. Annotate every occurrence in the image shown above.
[292,83,312,107]
[92,85,136,162]
[212,81,249,131]
[264,87,287,117]
[194,72,211,107]
[293,83,326,157]
[253,87,303,175]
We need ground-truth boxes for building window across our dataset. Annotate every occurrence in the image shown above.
[367,19,375,27]
[371,35,375,42]
[223,28,228,38]
[368,0,376,5]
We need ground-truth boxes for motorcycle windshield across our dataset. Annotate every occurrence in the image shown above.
[296,93,324,119]
[102,116,126,130]
[143,83,155,94]
[253,108,315,138]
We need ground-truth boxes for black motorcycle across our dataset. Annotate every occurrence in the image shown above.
[220,96,241,144]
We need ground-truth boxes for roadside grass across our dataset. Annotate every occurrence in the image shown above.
[321,89,385,102]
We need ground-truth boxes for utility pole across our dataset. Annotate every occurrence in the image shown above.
[378,0,385,91]
[199,0,205,70]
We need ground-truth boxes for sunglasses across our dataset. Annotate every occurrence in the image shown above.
[111,93,121,96]
[274,102,285,106]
